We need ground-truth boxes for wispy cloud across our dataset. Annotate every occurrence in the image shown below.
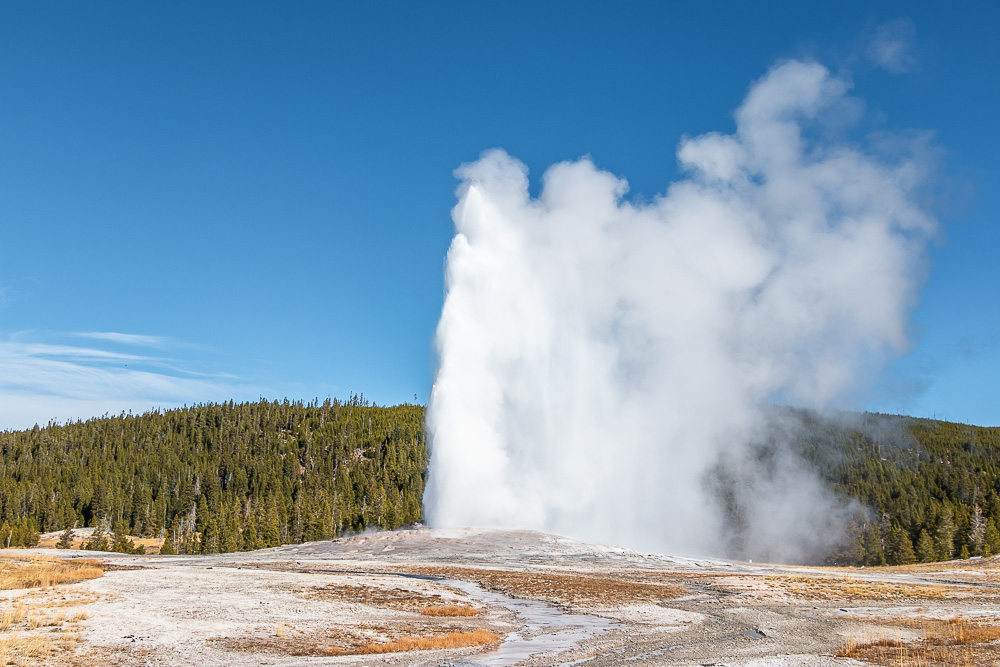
[74,331,172,348]
[866,19,918,73]
[0,336,251,431]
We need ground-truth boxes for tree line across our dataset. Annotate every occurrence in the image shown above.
[788,409,1000,565]
[0,396,426,554]
[1,397,999,566]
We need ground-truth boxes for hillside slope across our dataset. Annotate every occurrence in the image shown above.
[2,400,998,564]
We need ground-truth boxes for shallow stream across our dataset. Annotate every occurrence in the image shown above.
[439,577,616,666]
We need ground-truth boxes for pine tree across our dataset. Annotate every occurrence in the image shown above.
[111,521,143,554]
[263,501,281,548]
[887,525,916,565]
[159,532,177,555]
[917,529,936,563]
[936,504,956,560]
[56,527,74,549]
[85,526,110,552]
[969,505,986,556]
[984,520,1000,557]
[201,518,220,554]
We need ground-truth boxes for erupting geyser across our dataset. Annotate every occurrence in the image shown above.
[424,61,936,562]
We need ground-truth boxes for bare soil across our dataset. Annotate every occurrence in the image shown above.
[3,528,1000,666]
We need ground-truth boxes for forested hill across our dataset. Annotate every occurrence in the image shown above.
[2,399,999,566]
[0,397,427,553]
[788,410,1000,565]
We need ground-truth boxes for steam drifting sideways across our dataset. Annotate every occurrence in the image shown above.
[425,61,936,562]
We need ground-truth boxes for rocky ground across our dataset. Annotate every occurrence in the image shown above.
[3,527,1000,666]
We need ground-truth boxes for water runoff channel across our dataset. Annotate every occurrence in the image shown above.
[424,576,616,666]
[269,561,616,665]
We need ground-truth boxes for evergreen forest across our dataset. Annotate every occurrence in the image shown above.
[0,397,426,554]
[793,410,1000,566]
[1,398,999,566]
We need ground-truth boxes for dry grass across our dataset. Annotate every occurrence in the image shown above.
[699,574,957,602]
[347,629,500,655]
[0,559,101,666]
[838,618,1000,666]
[20,589,108,608]
[304,582,459,611]
[215,627,501,658]
[0,556,103,590]
[0,632,52,666]
[422,604,480,617]
[0,604,28,631]
[403,566,687,606]
[35,532,163,553]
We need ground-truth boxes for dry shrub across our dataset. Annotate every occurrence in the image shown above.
[0,556,103,590]
[838,617,1000,666]
[838,633,903,658]
[422,605,480,617]
[933,617,1000,645]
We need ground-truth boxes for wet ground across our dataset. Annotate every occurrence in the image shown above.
[5,528,1000,666]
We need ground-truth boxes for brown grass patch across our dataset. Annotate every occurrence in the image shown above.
[0,632,52,666]
[707,574,956,602]
[346,629,500,655]
[0,571,100,667]
[0,604,28,631]
[0,604,88,666]
[19,589,108,608]
[304,583,459,611]
[779,576,949,600]
[422,604,480,617]
[99,563,149,572]
[36,533,163,553]
[0,556,103,590]
[402,566,687,606]
[838,618,1000,666]
[215,626,501,658]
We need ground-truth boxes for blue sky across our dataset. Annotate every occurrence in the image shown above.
[1,1,997,429]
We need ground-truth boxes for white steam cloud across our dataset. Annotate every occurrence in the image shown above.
[424,61,935,561]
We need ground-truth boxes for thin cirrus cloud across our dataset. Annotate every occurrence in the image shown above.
[73,331,173,348]
[0,334,246,431]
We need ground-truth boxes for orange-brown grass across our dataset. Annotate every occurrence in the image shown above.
[401,566,687,606]
[724,575,953,602]
[304,583,457,611]
[35,533,163,553]
[0,605,87,666]
[18,589,107,608]
[422,604,480,617]
[0,556,103,590]
[215,627,501,658]
[0,632,52,666]
[862,555,1000,574]
[0,604,28,631]
[838,618,1000,666]
[347,629,500,655]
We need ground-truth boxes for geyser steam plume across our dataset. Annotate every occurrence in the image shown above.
[425,61,935,561]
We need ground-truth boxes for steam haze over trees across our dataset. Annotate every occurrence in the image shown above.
[2,401,999,566]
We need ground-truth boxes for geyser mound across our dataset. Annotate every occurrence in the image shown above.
[424,60,935,563]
